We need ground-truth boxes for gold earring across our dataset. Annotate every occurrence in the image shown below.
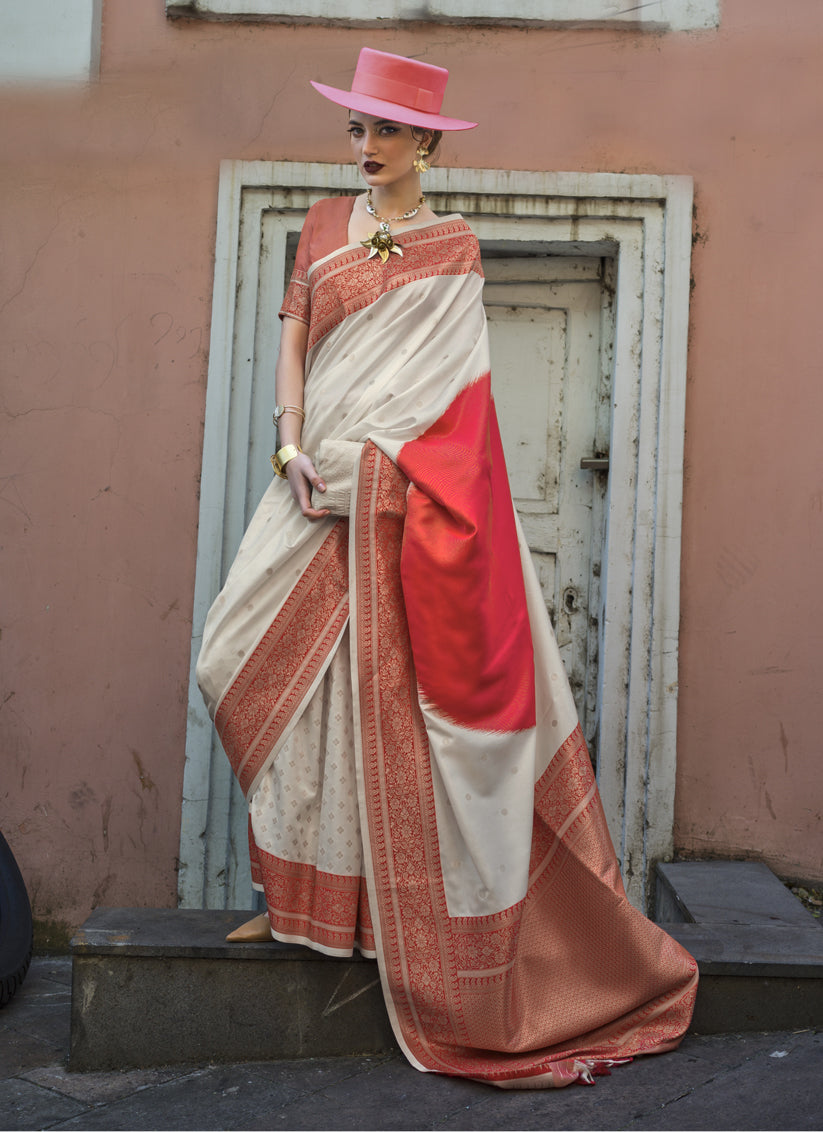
[414,145,430,174]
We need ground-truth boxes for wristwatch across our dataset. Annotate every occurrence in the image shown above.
[273,404,305,425]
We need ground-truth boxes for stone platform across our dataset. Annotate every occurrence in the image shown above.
[69,908,394,1071]
[68,862,823,1071]
[656,860,823,1033]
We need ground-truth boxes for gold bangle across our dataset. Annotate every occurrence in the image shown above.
[270,443,303,479]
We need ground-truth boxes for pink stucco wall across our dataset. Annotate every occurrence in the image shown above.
[2,1,821,934]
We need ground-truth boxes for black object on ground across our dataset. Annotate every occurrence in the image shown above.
[0,830,33,1007]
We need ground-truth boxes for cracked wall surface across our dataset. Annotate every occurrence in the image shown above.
[1,0,822,931]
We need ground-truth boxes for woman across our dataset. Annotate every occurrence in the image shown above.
[197,47,698,1089]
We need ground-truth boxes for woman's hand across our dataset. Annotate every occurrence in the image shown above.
[285,452,330,520]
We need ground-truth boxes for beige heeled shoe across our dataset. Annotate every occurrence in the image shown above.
[225,912,273,942]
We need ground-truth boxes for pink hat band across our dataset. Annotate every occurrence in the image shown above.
[311,48,477,132]
[352,69,441,115]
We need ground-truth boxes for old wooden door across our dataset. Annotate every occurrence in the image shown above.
[483,253,613,766]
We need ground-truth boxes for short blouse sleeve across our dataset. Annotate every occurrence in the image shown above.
[278,207,316,325]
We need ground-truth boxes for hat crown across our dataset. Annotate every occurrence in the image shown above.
[351,49,448,116]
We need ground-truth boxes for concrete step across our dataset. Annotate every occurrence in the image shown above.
[69,863,823,1070]
[69,908,395,1071]
[656,860,823,1034]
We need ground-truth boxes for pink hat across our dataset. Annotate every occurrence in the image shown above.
[311,48,477,132]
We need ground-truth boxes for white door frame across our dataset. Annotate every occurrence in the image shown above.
[179,160,693,913]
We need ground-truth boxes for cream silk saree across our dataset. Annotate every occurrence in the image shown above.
[196,198,697,1088]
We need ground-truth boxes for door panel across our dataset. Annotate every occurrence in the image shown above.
[483,256,611,762]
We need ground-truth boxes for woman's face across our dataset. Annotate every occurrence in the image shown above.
[347,113,428,188]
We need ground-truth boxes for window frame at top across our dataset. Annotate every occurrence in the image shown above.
[0,0,102,84]
[165,0,720,33]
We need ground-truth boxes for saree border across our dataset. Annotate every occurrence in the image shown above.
[215,519,350,799]
[305,218,482,351]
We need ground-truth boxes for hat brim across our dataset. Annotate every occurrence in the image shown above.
[310,81,477,132]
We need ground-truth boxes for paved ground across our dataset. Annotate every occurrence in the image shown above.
[1,958,820,1131]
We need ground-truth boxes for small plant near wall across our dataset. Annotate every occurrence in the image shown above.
[788,883,823,919]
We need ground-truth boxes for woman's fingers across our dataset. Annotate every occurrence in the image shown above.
[286,456,331,520]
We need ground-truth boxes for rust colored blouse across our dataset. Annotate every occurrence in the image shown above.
[278,196,357,326]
